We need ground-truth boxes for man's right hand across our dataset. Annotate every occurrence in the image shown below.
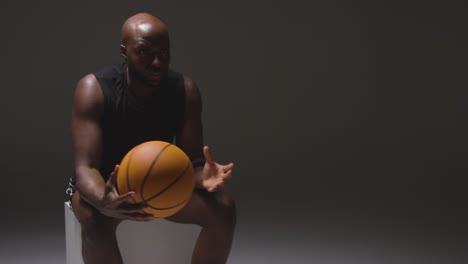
[97,165,155,221]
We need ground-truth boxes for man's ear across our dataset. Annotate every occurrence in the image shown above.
[120,45,127,60]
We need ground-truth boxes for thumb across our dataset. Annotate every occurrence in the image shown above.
[203,146,215,165]
[107,164,120,187]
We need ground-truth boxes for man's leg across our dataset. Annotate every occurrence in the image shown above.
[166,190,237,264]
[71,192,124,264]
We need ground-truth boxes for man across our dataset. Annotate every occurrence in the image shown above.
[66,13,236,264]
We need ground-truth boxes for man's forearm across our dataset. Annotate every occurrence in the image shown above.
[192,159,205,189]
[75,166,107,209]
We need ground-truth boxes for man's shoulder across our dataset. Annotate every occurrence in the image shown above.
[166,69,195,89]
[75,62,124,100]
[166,68,183,81]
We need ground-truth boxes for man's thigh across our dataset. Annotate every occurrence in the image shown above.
[165,190,232,225]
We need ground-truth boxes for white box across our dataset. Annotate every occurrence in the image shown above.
[64,202,201,264]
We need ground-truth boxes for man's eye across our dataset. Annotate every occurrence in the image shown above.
[137,49,147,54]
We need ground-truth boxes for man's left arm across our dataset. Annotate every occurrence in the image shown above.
[175,76,205,188]
[175,76,234,192]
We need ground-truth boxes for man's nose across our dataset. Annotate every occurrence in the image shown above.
[151,55,161,67]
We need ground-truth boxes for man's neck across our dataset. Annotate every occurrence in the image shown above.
[126,68,161,98]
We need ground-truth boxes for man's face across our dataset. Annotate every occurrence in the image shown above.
[124,33,170,87]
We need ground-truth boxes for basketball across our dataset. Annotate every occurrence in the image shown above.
[116,140,195,218]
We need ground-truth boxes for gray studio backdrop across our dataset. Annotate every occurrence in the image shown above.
[1,0,467,263]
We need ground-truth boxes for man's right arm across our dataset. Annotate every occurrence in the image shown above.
[71,74,107,208]
[71,74,153,221]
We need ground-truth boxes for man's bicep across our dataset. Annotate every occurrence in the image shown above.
[177,116,203,160]
[72,113,102,169]
[176,76,204,160]
[71,75,104,170]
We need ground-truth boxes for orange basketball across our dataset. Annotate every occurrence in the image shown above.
[116,141,195,218]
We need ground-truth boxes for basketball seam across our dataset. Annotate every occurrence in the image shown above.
[145,197,189,210]
[139,142,172,202]
[144,160,191,203]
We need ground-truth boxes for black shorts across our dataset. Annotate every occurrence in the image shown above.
[65,177,76,210]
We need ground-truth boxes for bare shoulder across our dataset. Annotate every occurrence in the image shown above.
[182,75,201,97]
[74,74,103,100]
[73,74,104,116]
[182,75,202,103]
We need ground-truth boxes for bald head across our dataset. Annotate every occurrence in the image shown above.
[120,13,171,87]
[121,13,168,45]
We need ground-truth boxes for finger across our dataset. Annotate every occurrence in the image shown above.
[223,162,234,172]
[135,218,156,222]
[217,181,225,189]
[208,180,224,192]
[119,205,148,214]
[123,212,155,221]
[205,182,215,192]
[119,202,148,213]
[222,170,233,180]
[112,191,136,205]
[203,146,215,165]
[129,213,155,221]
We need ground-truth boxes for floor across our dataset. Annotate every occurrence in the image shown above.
[1,223,466,264]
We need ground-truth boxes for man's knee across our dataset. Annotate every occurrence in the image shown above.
[216,192,236,212]
[212,191,236,226]
[72,192,120,241]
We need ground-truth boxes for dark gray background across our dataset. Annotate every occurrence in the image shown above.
[1,0,467,263]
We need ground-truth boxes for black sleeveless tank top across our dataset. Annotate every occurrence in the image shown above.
[94,62,185,180]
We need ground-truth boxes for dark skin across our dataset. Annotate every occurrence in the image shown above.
[71,13,236,264]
